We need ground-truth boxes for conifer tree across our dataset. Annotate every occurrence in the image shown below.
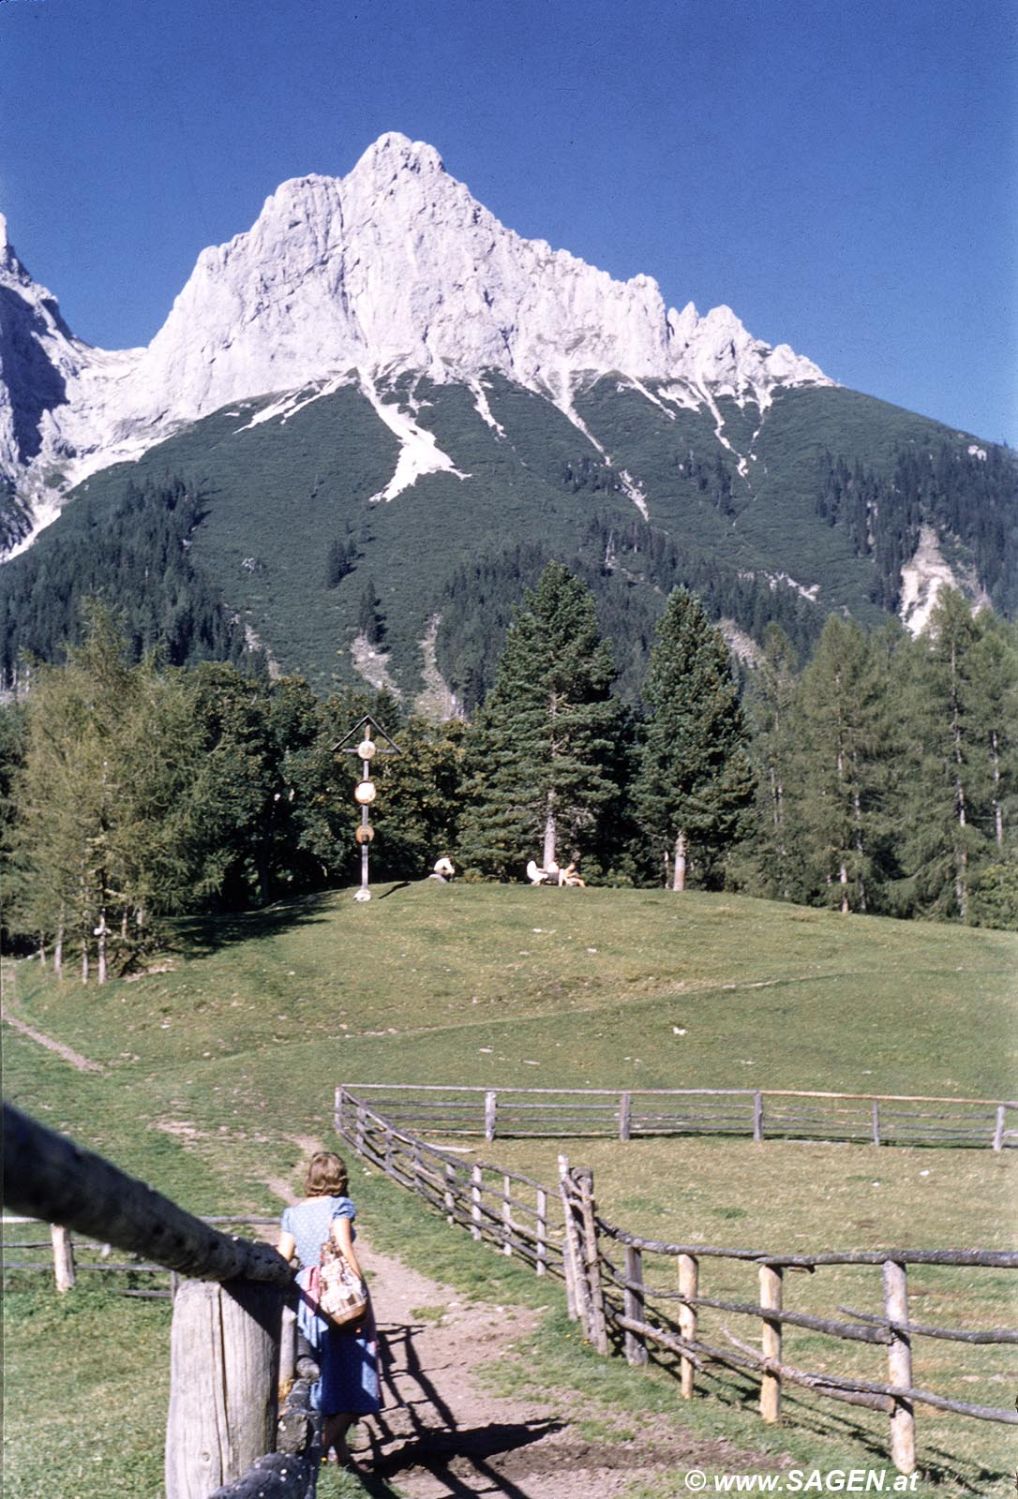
[741,625,802,900]
[784,615,901,913]
[635,589,754,890]
[905,592,1017,920]
[458,563,619,879]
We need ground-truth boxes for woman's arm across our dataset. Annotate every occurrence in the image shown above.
[331,1214,365,1282]
[278,1229,297,1265]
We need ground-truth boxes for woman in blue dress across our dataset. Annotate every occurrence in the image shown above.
[278,1151,380,1466]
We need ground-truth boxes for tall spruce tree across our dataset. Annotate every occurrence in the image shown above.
[905,591,1017,921]
[635,589,755,890]
[458,563,619,879]
[784,615,901,914]
[741,624,802,901]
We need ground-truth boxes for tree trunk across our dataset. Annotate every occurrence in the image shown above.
[543,797,557,871]
[54,924,63,979]
[672,830,687,892]
[991,729,1004,847]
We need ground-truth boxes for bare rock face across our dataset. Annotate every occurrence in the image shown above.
[0,132,831,552]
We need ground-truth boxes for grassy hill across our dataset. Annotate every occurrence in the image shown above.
[4,886,1016,1496]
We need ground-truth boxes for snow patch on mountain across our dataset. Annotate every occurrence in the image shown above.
[1,132,833,550]
[358,371,470,503]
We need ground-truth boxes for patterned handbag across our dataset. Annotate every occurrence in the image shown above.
[316,1236,368,1327]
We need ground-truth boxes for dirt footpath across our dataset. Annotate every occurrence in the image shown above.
[352,1236,784,1499]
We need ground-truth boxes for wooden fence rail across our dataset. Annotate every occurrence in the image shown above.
[337,1085,1018,1478]
[2,1213,279,1293]
[334,1090,567,1281]
[2,1102,317,1499]
[338,1082,1018,1150]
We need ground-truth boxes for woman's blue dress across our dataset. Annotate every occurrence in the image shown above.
[280,1195,380,1416]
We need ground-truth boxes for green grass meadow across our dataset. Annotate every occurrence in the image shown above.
[3,885,1016,1496]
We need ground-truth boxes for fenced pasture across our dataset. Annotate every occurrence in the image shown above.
[336,1089,1018,1481]
[338,1082,1018,1150]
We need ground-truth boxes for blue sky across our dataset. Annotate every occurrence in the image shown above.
[3,0,1016,443]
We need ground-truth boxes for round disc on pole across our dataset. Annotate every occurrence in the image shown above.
[354,780,377,805]
[354,824,375,844]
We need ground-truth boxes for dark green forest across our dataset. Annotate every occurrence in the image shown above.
[2,567,1015,985]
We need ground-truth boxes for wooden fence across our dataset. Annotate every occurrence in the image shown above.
[2,1102,319,1499]
[2,1213,278,1295]
[338,1082,1018,1150]
[334,1091,567,1283]
[336,1085,1018,1477]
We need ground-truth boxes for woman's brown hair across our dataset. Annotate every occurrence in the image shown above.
[305,1151,348,1198]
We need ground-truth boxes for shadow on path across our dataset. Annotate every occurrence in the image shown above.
[365,1322,566,1498]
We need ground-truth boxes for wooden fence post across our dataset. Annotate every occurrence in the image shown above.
[484,1090,497,1142]
[51,1223,75,1292]
[558,1154,584,1323]
[470,1165,483,1241]
[576,1169,609,1355]
[992,1105,1006,1152]
[678,1253,698,1399]
[536,1186,548,1276]
[753,1091,764,1143]
[334,1085,346,1136]
[623,1245,648,1366]
[883,1259,916,1475]
[278,1303,297,1390]
[759,1263,783,1422]
[355,1105,366,1157]
[618,1091,632,1142]
[165,1278,283,1499]
[872,1100,882,1147]
[444,1161,456,1225]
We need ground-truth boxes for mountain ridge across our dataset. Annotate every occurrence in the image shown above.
[0,135,1013,705]
[1,132,831,551]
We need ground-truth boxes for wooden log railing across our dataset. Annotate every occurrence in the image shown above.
[337,1085,1018,1477]
[338,1081,1018,1150]
[2,1102,317,1499]
[333,1090,567,1281]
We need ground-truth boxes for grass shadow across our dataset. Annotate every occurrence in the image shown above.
[170,889,338,958]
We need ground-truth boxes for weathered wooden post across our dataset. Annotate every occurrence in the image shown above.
[536,1185,548,1276]
[355,1104,366,1158]
[872,1099,882,1147]
[618,1091,632,1142]
[50,1223,76,1292]
[166,1279,283,1499]
[883,1259,916,1475]
[484,1090,498,1143]
[753,1091,764,1144]
[623,1244,648,1367]
[470,1164,483,1241]
[558,1154,583,1322]
[678,1252,698,1398]
[759,1263,783,1422]
[278,1303,297,1391]
[444,1161,457,1225]
[334,1085,346,1137]
[576,1168,609,1355]
[502,1173,513,1255]
[992,1104,1006,1152]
